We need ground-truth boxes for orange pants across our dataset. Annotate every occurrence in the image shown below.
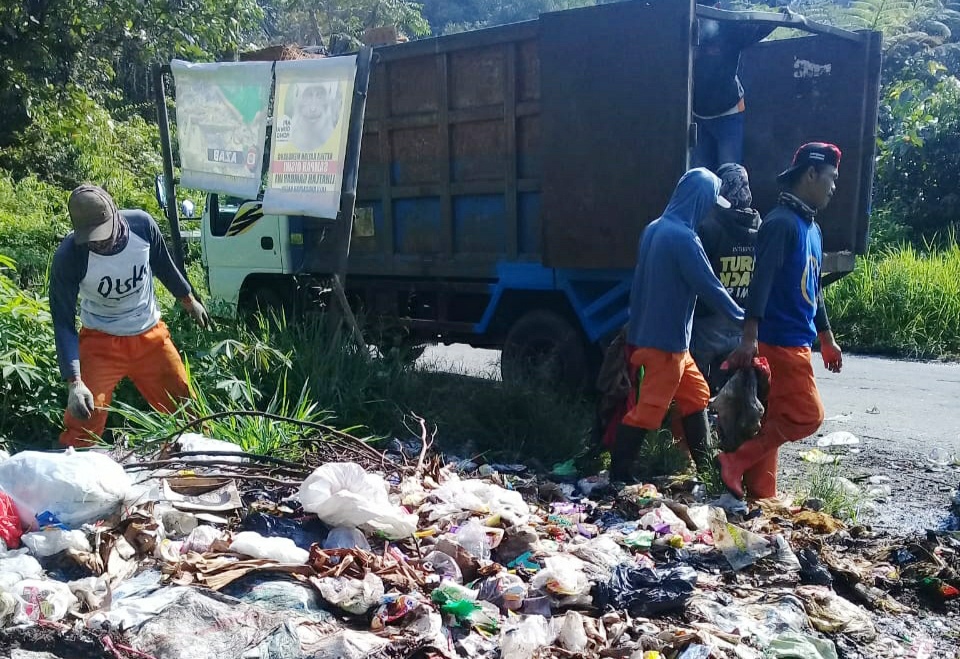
[60,321,190,447]
[623,347,710,430]
[742,343,825,498]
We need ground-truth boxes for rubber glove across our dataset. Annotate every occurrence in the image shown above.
[180,295,211,329]
[67,380,95,420]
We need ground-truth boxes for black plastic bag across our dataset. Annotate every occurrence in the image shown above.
[798,548,833,586]
[593,563,698,617]
[238,511,329,550]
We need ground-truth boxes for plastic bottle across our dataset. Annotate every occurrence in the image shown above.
[323,527,371,552]
[455,519,490,560]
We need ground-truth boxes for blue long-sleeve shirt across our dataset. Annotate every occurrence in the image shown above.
[627,168,745,352]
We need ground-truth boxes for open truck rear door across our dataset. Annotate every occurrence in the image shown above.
[738,22,883,277]
[539,0,696,269]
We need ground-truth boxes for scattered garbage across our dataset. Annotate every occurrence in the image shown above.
[0,440,949,658]
[0,449,131,529]
[176,432,247,462]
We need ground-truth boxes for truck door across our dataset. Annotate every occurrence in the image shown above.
[739,29,883,272]
[539,0,696,269]
[201,195,285,306]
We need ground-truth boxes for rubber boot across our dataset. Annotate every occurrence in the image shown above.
[681,409,712,472]
[609,423,647,483]
[716,434,774,499]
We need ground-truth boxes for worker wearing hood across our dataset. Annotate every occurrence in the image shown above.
[611,168,745,482]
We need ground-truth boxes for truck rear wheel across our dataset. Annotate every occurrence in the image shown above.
[501,310,588,391]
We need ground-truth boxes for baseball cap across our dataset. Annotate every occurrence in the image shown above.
[777,142,842,185]
[68,185,120,245]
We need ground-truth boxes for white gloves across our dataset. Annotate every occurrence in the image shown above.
[180,295,211,329]
[67,380,95,420]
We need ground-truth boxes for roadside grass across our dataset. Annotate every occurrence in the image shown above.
[827,240,960,359]
[795,461,867,523]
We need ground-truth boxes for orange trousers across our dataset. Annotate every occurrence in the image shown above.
[623,347,710,430]
[742,343,825,498]
[60,321,190,447]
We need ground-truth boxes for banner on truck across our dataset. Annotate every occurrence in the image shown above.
[262,56,357,219]
[170,60,272,198]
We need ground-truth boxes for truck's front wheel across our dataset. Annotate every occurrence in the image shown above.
[501,310,588,391]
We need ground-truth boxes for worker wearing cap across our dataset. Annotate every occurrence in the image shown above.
[611,168,745,481]
[721,143,844,499]
[50,184,210,447]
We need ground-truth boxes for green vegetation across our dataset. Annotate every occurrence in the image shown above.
[827,240,960,358]
[796,461,867,523]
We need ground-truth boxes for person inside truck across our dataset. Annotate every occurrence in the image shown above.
[691,163,761,393]
[611,168,745,482]
[693,1,803,170]
[50,184,211,447]
[719,142,844,500]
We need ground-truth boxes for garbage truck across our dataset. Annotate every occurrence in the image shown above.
[185,0,882,388]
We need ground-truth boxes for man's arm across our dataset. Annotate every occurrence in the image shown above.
[49,241,84,381]
[816,288,842,372]
[681,237,744,324]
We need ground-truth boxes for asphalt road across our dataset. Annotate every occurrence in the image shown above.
[422,345,960,531]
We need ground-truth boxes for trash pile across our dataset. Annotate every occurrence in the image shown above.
[0,432,956,659]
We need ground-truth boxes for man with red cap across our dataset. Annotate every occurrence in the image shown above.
[721,143,844,499]
[50,184,210,447]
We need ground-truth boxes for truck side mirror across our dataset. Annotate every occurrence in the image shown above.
[154,174,168,210]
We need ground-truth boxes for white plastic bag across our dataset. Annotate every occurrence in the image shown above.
[21,529,91,557]
[456,519,491,560]
[0,552,43,590]
[181,525,223,554]
[230,531,309,564]
[558,611,590,653]
[428,477,530,522]
[298,463,417,539]
[13,578,77,622]
[709,508,772,571]
[176,433,246,463]
[317,573,384,615]
[0,449,131,530]
[500,615,556,659]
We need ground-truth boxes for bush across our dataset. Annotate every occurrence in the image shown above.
[827,241,960,359]
[0,175,70,289]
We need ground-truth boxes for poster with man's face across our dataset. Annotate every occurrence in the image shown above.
[263,57,358,219]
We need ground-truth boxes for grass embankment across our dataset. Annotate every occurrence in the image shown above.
[827,242,960,360]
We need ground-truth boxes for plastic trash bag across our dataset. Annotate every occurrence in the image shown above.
[456,518,491,560]
[176,433,246,463]
[531,555,591,602]
[478,573,526,612]
[12,578,78,623]
[687,593,809,646]
[558,610,589,653]
[316,572,384,615]
[298,462,417,539]
[223,576,331,620]
[322,526,370,552]
[638,505,689,536]
[767,632,839,659]
[0,491,22,549]
[0,552,43,590]
[593,563,697,617]
[87,586,190,631]
[230,531,309,564]
[132,588,282,659]
[428,476,531,523]
[796,585,876,642]
[0,449,131,530]
[709,508,772,571]
[21,529,91,557]
[499,615,556,659]
[423,550,463,584]
[239,512,328,551]
[711,357,770,451]
[798,548,833,586]
[181,525,222,554]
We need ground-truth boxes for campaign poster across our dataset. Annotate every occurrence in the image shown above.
[171,60,272,198]
[262,56,357,218]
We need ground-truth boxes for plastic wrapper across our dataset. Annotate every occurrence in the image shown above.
[371,592,431,630]
[478,573,527,612]
[639,505,689,536]
[422,550,463,584]
[223,577,329,619]
[230,531,309,564]
[767,632,839,659]
[593,563,697,617]
[21,529,91,557]
[316,573,384,615]
[13,578,78,623]
[499,615,556,659]
[709,508,772,570]
[181,525,223,554]
[456,519,491,560]
[558,610,589,653]
[796,585,876,642]
[298,462,417,538]
[176,433,247,462]
[0,491,22,549]
[0,449,131,530]
[427,477,531,523]
[322,526,370,552]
